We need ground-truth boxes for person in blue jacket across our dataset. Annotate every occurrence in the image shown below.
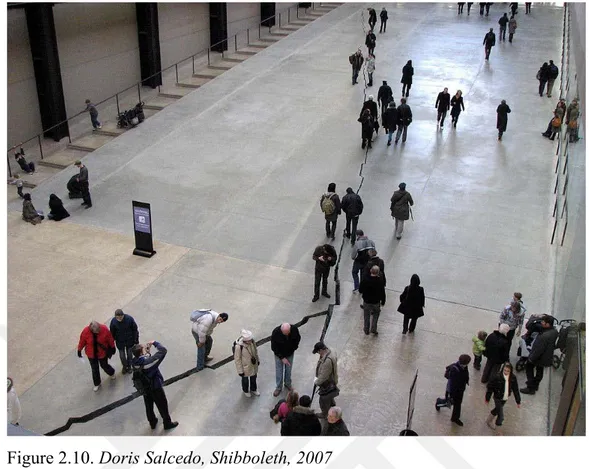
[109,309,139,374]
[132,340,178,430]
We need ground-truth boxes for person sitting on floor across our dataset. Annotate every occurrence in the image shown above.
[48,193,70,221]
[22,193,44,225]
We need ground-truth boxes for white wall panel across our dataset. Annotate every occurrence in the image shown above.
[226,3,260,39]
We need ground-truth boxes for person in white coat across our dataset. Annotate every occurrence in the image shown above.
[7,377,22,426]
[190,310,229,371]
[234,330,260,397]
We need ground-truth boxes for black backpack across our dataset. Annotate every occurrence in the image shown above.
[444,363,456,379]
[132,366,152,394]
[269,399,286,420]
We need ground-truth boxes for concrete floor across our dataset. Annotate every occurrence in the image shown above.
[8,2,570,436]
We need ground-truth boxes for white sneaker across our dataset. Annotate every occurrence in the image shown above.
[244,392,251,398]
[110,374,116,380]
[251,391,260,396]
[93,385,100,392]
[97,125,102,129]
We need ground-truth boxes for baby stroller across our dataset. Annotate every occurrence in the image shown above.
[515,314,544,371]
[552,319,577,370]
[117,102,145,129]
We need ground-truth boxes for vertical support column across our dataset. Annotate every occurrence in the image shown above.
[136,3,162,89]
[25,3,68,141]
[210,3,228,52]
[261,3,276,27]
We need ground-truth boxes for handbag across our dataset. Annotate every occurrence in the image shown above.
[318,383,339,396]
[551,117,562,128]
[568,120,578,129]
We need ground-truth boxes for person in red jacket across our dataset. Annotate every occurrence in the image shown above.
[77,320,116,391]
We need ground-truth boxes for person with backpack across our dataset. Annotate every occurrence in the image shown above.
[280,394,321,436]
[341,188,364,245]
[537,62,550,97]
[351,229,376,292]
[312,244,337,302]
[131,340,178,430]
[546,60,559,98]
[313,341,339,417]
[320,183,341,240]
[520,315,559,395]
[435,87,451,129]
[483,28,496,60]
[190,309,229,371]
[542,99,566,138]
[498,13,508,42]
[379,7,388,33]
[349,49,364,85]
[359,265,386,336]
[481,324,510,383]
[234,329,260,397]
[397,274,425,334]
[485,362,521,430]
[109,309,139,374]
[390,182,414,239]
[395,98,412,144]
[435,354,471,426]
[271,323,301,397]
[77,321,116,392]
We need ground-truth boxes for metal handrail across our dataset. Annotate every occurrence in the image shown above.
[7,3,318,176]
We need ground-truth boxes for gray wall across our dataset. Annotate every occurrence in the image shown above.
[7,8,42,147]
[158,3,210,69]
[53,3,141,119]
[226,3,260,38]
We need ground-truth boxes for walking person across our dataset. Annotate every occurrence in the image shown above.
[21,193,44,225]
[362,249,386,287]
[361,95,379,134]
[499,300,525,353]
[401,60,414,97]
[322,407,350,436]
[472,331,488,370]
[481,324,510,383]
[467,2,474,15]
[85,99,102,130]
[313,341,339,418]
[341,187,364,244]
[496,99,511,140]
[450,90,465,128]
[498,13,508,42]
[351,229,376,293]
[367,7,377,30]
[7,377,22,426]
[436,354,471,426]
[435,87,451,128]
[377,80,393,121]
[109,309,139,374]
[280,394,321,436]
[509,2,518,16]
[77,321,116,392]
[520,315,559,395]
[390,182,414,239]
[525,2,531,14]
[537,62,550,97]
[457,3,465,14]
[320,183,341,239]
[271,323,301,397]
[379,7,388,33]
[131,340,179,430]
[485,362,521,430]
[508,15,517,43]
[546,60,559,97]
[479,3,485,16]
[366,53,375,87]
[485,2,491,16]
[47,194,70,221]
[566,98,580,142]
[74,160,92,209]
[383,101,398,146]
[312,244,337,302]
[397,274,425,334]
[365,29,376,56]
[190,309,229,371]
[395,98,412,144]
[349,49,364,85]
[359,109,375,149]
[483,28,496,60]
[359,265,386,336]
[234,329,260,397]
[9,174,24,199]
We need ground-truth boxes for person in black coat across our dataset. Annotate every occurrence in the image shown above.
[521,315,559,394]
[379,7,388,33]
[341,188,363,244]
[496,99,511,140]
[359,109,375,149]
[110,309,139,374]
[281,395,321,436]
[383,101,398,146]
[481,324,510,383]
[435,87,451,128]
[483,28,496,60]
[485,362,521,429]
[312,244,337,302]
[359,265,386,335]
[397,274,425,334]
[47,194,70,221]
[537,62,550,97]
[450,90,465,128]
[377,80,393,120]
[362,249,386,287]
[365,29,376,56]
[395,99,412,144]
[322,406,350,435]
[270,323,301,396]
[320,182,341,239]
[437,354,470,426]
[367,8,377,30]
[361,96,379,126]
[401,60,414,97]
[498,13,508,42]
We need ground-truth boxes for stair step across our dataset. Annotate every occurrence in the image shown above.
[268,30,289,36]
[93,121,126,137]
[67,134,114,152]
[177,76,212,88]
[38,149,90,169]
[247,42,270,49]
[258,36,281,43]
[158,86,194,98]
[192,67,226,79]
[223,54,248,62]
[234,47,260,55]
[143,96,179,110]
[208,61,238,70]
[280,25,303,31]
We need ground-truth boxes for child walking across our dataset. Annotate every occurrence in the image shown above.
[472,330,487,370]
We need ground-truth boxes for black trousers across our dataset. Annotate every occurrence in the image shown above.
[473,354,482,369]
[345,214,359,243]
[402,83,412,96]
[325,219,337,237]
[241,374,258,393]
[539,80,547,96]
[89,357,114,386]
[506,328,516,354]
[81,181,92,206]
[314,268,329,297]
[437,110,448,126]
[499,27,506,41]
[368,20,376,30]
[485,47,492,59]
[481,359,500,383]
[367,46,375,56]
[379,19,387,32]
[143,387,172,426]
[525,362,544,390]
[458,3,464,14]
[508,32,514,43]
[450,391,464,421]
[479,4,484,15]
[403,316,417,332]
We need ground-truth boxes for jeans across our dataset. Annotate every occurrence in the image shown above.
[394,218,405,238]
[402,83,411,96]
[363,303,381,333]
[499,27,506,41]
[525,362,544,390]
[437,110,448,126]
[547,78,556,97]
[379,20,387,32]
[539,80,547,96]
[490,398,506,426]
[402,315,417,333]
[143,387,172,426]
[352,68,360,84]
[241,374,257,393]
[90,114,101,129]
[451,112,461,127]
[485,47,492,60]
[481,360,500,384]
[193,334,213,371]
[88,357,115,386]
[325,219,337,237]
[508,32,514,43]
[387,128,395,143]
[345,214,359,244]
[395,125,408,143]
[118,346,134,370]
[352,260,366,290]
[314,268,329,297]
[275,355,293,389]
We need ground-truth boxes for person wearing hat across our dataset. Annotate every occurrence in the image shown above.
[109,309,140,374]
[191,310,229,371]
[313,341,339,417]
[74,160,92,209]
[390,182,414,240]
[85,99,101,130]
[7,377,22,426]
[234,330,260,397]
